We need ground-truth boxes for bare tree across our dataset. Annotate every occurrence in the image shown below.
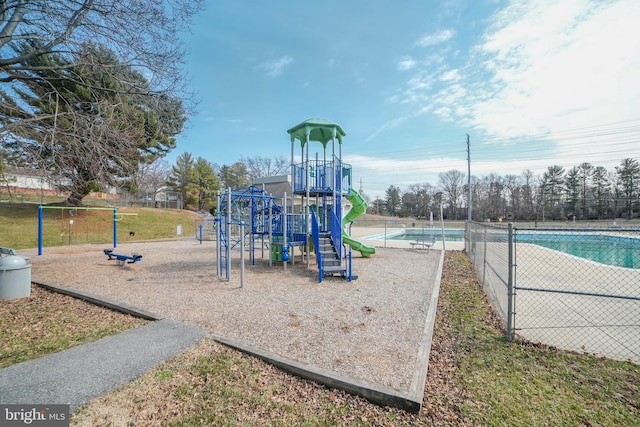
[438,169,465,220]
[0,0,203,98]
[0,44,186,205]
[521,169,537,220]
[240,155,289,182]
[404,183,433,218]
[0,0,202,205]
[135,159,171,198]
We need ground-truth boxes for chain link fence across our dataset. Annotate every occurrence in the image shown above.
[467,222,640,363]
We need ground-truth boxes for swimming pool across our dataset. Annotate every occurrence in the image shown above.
[364,228,640,269]
[364,228,466,242]
[516,233,640,269]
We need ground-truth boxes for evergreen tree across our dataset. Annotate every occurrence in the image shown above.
[219,162,250,189]
[167,153,196,208]
[565,167,580,219]
[0,43,185,205]
[193,157,219,211]
[577,162,593,219]
[384,185,401,216]
[615,158,640,219]
[541,165,565,220]
[591,166,611,219]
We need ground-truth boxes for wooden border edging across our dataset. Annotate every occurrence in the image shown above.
[212,334,421,412]
[32,280,163,321]
[408,249,445,404]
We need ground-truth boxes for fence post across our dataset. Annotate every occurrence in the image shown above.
[482,224,487,286]
[384,220,387,248]
[507,222,514,341]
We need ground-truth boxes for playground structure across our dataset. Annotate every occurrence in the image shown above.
[37,205,138,256]
[216,118,375,283]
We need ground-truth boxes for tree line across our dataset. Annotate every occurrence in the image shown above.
[133,153,289,211]
[139,154,639,222]
[372,159,640,221]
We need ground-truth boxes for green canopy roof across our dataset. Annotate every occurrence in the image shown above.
[287,118,346,148]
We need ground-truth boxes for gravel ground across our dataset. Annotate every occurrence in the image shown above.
[23,238,441,394]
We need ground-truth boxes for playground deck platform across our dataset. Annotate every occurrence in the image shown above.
[8,234,444,412]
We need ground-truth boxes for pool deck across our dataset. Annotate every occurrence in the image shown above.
[352,227,465,251]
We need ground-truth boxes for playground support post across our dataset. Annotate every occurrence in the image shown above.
[240,221,246,288]
[268,200,273,268]
[113,207,117,249]
[226,188,231,280]
[216,191,221,276]
[38,206,43,256]
[283,192,287,271]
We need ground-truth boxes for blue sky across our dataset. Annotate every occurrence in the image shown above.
[172,0,640,199]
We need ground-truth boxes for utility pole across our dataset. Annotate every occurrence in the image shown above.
[467,134,472,223]
[466,134,472,253]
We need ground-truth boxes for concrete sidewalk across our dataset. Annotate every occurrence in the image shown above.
[0,319,205,411]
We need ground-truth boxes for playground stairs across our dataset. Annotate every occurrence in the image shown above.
[318,232,346,277]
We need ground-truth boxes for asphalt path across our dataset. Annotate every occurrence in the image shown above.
[0,319,205,411]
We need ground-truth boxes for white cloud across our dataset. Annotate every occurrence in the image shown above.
[397,56,417,71]
[415,29,455,47]
[364,116,411,142]
[395,0,640,172]
[259,55,294,77]
[474,0,640,133]
[439,69,460,82]
[458,0,640,173]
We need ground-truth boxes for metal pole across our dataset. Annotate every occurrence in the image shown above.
[283,192,287,271]
[226,188,231,281]
[216,191,221,276]
[240,221,245,288]
[466,134,472,252]
[466,134,472,223]
[507,222,514,341]
[113,207,117,248]
[38,205,43,256]
[440,203,446,251]
[268,199,273,268]
[482,224,488,286]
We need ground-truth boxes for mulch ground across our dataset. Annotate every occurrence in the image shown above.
[3,252,494,426]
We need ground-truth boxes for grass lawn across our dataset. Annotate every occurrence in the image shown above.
[0,203,200,250]
[70,252,640,426]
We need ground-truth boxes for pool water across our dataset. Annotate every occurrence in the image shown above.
[516,233,640,269]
